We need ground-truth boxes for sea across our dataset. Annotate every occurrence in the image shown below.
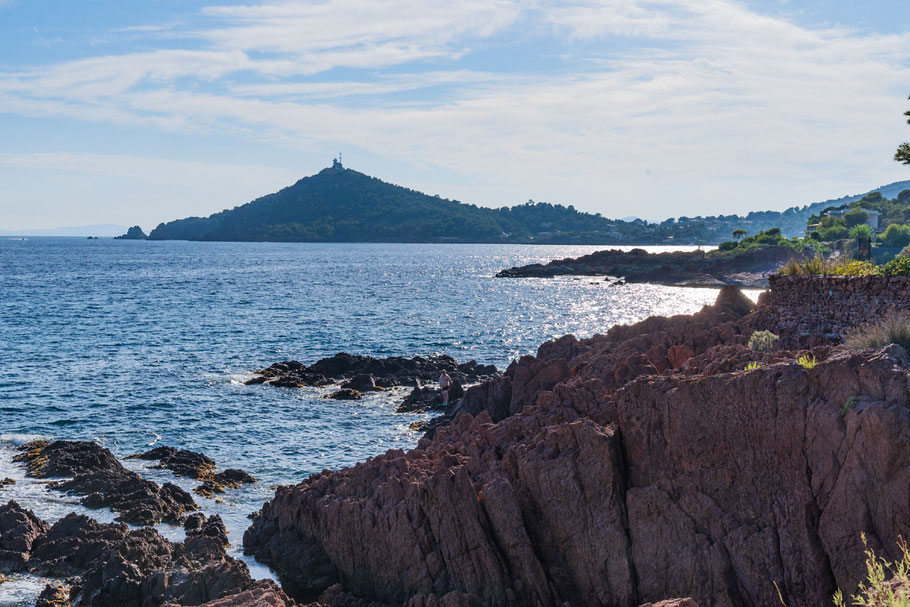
[0,238,755,605]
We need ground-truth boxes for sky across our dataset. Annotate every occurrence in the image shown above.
[0,0,909,231]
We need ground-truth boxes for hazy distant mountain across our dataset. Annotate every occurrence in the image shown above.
[0,224,128,237]
[146,161,910,244]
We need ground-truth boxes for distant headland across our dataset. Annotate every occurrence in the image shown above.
[143,158,910,245]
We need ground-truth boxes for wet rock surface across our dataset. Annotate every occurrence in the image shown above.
[14,440,198,526]
[130,445,258,498]
[247,353,498,392]
[397,383,465,413]
[325,388,363,401]
[495,245,800,287]
[35,581,71,607]
[197,469,259,498]
[129,446,217,479]
[184,513,230,546]
[243,288,910,607]
[0,500,49,571]
[0,478,15,489]
[0,502,282,607]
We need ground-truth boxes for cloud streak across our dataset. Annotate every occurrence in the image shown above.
[0,0,908,221]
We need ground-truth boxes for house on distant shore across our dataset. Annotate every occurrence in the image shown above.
[823,207,881,231]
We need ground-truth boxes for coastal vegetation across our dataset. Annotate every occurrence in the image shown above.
[896,100,910,166]
[833,535,910,607]
[844,311,910,353]
[748,330,778,351]
[776,253,910,277]
[715,227,811,254]
[796,354,817,370]
[806,190,910,244]
[145,162,910,244]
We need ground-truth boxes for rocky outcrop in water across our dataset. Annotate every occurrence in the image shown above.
[128,445,257,498]
[243,287,910,607]
[14,441,198,526]
[247,354,498,391]
[0,500,49,571]
[0,502,294,607]
[115,226,148,240]
[495,245,801,287]
[397,383,465,413]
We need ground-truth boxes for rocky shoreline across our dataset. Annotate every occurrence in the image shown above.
[247,353,499,411]
[495,245,802,288]
[7,285,910,606]
[241,287,910,606]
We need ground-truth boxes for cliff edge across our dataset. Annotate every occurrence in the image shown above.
[244,287,910,607]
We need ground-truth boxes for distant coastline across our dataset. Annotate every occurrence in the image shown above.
[141,160,910,246]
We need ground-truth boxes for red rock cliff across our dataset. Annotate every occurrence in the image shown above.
[244,288,910,607]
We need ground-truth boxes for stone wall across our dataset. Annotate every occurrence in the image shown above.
[769,274,910,335]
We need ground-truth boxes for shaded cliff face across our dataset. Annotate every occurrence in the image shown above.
[243,288,910,606]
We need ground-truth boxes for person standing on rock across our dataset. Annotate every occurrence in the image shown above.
[439,370,452,405]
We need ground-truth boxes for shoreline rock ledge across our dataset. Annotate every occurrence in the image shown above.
[244,286,910,607]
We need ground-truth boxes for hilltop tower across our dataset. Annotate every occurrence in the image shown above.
[332,153,343,170]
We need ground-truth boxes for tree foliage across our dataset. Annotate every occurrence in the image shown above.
[898,108,910,165]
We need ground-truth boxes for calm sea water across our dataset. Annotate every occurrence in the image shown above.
[0,238,743,605]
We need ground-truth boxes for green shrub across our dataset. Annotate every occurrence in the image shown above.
[845,209,870,228]
[818,224,850,241]
[718,240,738,251]
[831,260,879,276]
[744,361,760,371]
[882,224,910,249]
[748,330,778,352]
[882,256,910,276]
[779,254,843,276]
[839,396,856,417]
[796,354,817,370]
[833,534,910,607]
[843,310,910,353]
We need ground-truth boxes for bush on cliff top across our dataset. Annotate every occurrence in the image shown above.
[844,311,910,354]
[748,330,778,352]
[833,534,910,607]
[778,255,879,277]
[779,254,839,276]
[882,256,910,276]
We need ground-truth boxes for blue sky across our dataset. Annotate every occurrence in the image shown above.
[1,0,909,230]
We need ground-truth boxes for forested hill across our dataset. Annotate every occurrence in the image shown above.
[146,164,910,244]
[147,166,617,243]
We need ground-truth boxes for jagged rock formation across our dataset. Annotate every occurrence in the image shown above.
[0,500,49,571]
[128,445,257,498]
[247,353,498,391]
[244,287,910,606]
[0,501,296,607]
[14,440,197,525]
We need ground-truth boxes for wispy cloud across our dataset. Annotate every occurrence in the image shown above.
[0,0,908,220]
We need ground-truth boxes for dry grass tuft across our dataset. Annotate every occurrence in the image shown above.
[844,311,910,354]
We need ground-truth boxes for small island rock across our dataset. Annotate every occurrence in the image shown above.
[115,226,148,240]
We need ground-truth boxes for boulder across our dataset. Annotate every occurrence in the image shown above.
[35,582,71,607]
[0,500,49,571]
[325,389,362,401]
